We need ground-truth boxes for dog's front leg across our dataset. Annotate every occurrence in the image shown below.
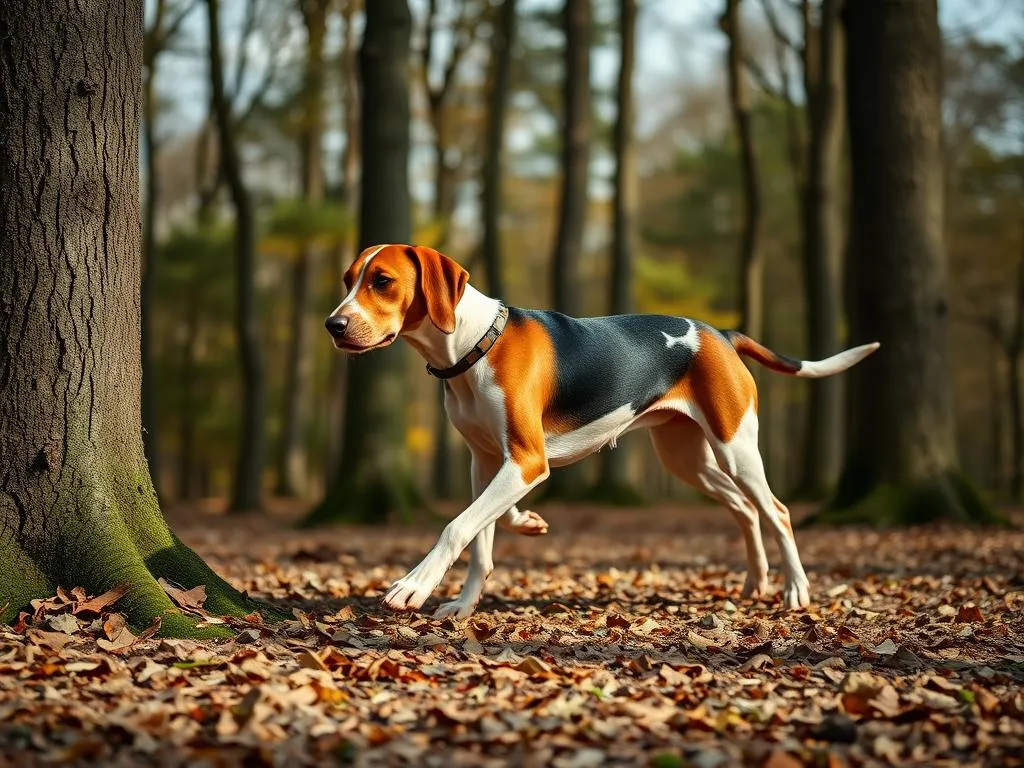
[433,452,500,620]
[383,455,550,613]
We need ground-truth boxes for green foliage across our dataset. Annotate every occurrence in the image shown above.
[265,198,351,248]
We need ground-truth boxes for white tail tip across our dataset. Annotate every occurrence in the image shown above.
[796,342,881,378]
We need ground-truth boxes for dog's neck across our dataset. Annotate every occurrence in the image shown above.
[403,283,503,373]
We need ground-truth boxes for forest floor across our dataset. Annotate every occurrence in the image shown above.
[1,501,1023,767]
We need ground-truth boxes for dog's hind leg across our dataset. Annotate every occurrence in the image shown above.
[650,415,770,599]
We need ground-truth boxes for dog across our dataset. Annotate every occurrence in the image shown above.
[325,243,879,619]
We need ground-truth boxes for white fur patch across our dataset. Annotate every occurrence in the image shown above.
[661,325,700,353]
[332,243,389,314]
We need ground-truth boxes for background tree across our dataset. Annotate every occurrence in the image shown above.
[543,0,593,500]
[275,0,332,498]
[550,0,592,318]
[593,0,641,503]
[206,0,269,513]
[819,0,999,525]
[721,0,764,343]
[747,0,846,498]
[0,0,264,635]
[142,0,197,499]
[480,0,517,300]
[302,0,419,526]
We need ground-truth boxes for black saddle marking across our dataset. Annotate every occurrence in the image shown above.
[508,308,702,429]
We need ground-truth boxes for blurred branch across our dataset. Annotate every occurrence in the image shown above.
[230,0,261,103]
[760,0,803,188]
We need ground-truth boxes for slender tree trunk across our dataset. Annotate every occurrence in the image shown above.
[550,0,591,317]
[480,0,516,300]
[1008,251,1024,500]
[820,0,998,526]
[276,0,329,499]
[594,0,641,503]
[988,338,1003,496]
[325,0,361,478]
[796,0,845,499]
[541,0,593,501]
[206,0,267,513]
[303,0,420,526]
[1007,346,1022,501]
[0,0,266,635]
[177,293,201,500]
[723,0,764,343]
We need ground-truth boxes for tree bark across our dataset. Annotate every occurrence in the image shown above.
[542,0,593,501]
[795,0,845,499]
[302,0,420,526]
[550,0,591,317]
[723,0,764,343]
[820,0,998,526]
[276,0,330,499]
[325,0,361,478]
[480,0,516,300]
[594,0,642,503]
[206,0,267,513]
[1007,249,1024,500]
[0,0,266,634]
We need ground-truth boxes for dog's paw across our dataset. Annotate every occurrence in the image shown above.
[382,576,435,612]
[432,596,480,620]
[740,573,770,600]
[501,508,549,537]
[781,579,810,610]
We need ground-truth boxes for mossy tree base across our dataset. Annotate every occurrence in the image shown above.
[801,470,1009,529]
[0,528,277,640]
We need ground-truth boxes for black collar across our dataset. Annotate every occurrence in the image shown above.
[425,304,509,380]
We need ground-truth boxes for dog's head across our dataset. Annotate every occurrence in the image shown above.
[324,244,469,353]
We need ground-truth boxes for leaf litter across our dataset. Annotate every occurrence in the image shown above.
[0,502,1022,766]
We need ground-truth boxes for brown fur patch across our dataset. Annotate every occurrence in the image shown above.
[659,329,758,443]
[488,315,556,484]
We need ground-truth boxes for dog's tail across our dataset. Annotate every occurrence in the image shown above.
[722,331,880,379]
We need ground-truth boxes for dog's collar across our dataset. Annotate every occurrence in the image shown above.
[425,304,509,380]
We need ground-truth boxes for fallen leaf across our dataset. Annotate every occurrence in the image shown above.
[72,584,129,615]
[157,578,207,613]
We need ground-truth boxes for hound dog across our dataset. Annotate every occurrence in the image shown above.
[324,244,879,619]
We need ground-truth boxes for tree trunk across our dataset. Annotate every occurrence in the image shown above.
[1007,250,1024,500]
[206,0,267,513]
[480,0,516,300]
[325,0,361,478]
[541,0,593,501]
[550,0,591,317]
[276,0,329,499]
[594,0,642,504]
[177,291,202,501]
[0,0,266,635]
[723,0,764,343]
[302,0,420,527]
[796,0,845,499]
[819,0,998,526]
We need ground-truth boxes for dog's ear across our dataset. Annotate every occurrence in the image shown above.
[405,245,469,334]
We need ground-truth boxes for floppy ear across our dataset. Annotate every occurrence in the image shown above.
[406,246,469,334]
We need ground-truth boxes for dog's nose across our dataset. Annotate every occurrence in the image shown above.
[325,314,349,337]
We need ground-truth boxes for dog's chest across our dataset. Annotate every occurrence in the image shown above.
[442,362,507,455]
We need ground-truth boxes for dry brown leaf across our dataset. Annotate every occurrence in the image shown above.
[72,584,129,615]
[157,578,207,613]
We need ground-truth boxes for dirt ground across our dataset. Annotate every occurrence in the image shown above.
[1,500,1022,767]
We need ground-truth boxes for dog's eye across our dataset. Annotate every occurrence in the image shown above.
[372,274,393,290]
